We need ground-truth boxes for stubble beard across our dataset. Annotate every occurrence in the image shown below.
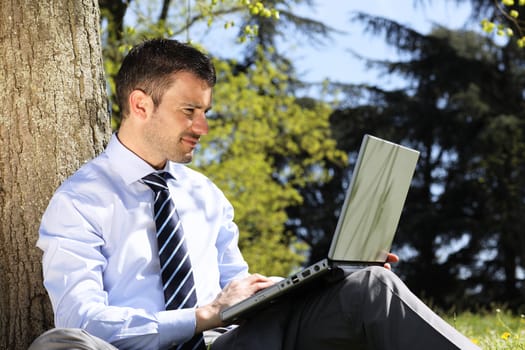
[168,136,196,164]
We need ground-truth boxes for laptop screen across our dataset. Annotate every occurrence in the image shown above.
[328,135,420,263]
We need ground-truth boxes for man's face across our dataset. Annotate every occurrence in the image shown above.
[143,71,212,167]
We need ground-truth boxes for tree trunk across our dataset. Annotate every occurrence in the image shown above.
[0,1,110,349]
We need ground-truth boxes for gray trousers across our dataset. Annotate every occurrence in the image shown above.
[29,267,480,350]
[212,266,479,350]
[29,328,118,350]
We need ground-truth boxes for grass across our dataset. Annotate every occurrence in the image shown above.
[445,308,525,349]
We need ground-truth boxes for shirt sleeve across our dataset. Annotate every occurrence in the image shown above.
[38,191,196,350]
[215,193,250,287]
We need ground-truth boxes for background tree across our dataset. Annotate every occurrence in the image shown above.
[198,53,346,275]
[315,12,525,310]
[0,1,110,349]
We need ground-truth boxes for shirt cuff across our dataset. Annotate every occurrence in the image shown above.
[157,308,196,349]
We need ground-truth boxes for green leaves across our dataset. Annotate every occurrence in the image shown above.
[194,51,345,275]
[482,2,525,47]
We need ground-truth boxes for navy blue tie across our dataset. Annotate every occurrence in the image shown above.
[143,172,206,350]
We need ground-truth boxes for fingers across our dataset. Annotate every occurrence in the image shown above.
[386,252,399,263]
[244,273,275,292]
[384,252,399,270]
[222,274,273,300]
[247,273,272,282]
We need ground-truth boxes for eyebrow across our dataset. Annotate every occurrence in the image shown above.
[180,102,212,112]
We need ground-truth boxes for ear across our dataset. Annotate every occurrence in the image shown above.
[128,89,154,120]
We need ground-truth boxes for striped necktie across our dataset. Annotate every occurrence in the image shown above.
[143,172,206,350]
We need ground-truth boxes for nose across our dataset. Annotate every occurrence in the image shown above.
[192,112,209,136]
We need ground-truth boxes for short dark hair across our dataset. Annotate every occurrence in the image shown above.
[115,38,216,118]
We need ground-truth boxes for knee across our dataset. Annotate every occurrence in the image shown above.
[29,328,82,350]
[29,328,116,350]
[367,265,398,282]
[342,266,404,299]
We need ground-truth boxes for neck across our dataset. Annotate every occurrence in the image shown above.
[116,127,167,170]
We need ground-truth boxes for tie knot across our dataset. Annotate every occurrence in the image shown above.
[142,172,172,193]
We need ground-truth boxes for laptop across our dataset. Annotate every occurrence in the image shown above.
[220,134,420,323]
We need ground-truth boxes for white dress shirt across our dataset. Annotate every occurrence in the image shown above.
[37,134,249,350]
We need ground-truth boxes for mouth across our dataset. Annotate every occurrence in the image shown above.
[181,135,200,148]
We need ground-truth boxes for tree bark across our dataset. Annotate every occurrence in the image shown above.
[0,1,110,349]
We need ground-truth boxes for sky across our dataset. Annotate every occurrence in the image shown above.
[194,0,476,89]
[286,0,474,85]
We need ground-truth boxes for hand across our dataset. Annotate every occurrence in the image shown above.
[195,273,275,331]
[384,252,399,270]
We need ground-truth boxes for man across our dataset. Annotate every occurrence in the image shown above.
[30,39,479,350]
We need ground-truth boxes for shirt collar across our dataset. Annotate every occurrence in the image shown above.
[105,133,159,186]
[106,133,187,185]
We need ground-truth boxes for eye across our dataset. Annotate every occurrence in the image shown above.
[182,108,194,116]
